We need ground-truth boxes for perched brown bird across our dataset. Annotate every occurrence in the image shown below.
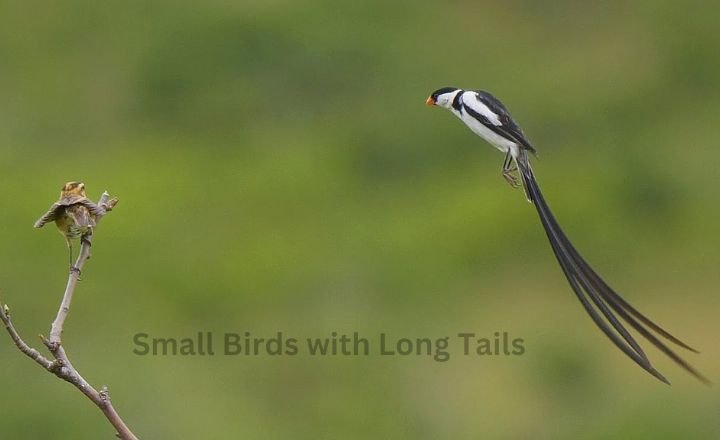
[35,182,102,270]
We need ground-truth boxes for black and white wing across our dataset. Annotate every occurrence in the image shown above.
[464,91,537,154]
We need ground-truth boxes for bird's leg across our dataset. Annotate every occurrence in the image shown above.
[65,236,73,267]
[66,239,79,275]
[65,237,81,277]
[502,151,520,188]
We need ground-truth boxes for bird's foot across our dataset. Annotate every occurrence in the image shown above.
[502,170,520,189]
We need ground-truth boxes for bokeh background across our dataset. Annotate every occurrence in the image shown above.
[1,1,719,438]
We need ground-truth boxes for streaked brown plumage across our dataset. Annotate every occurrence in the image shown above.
[35,182,102,267]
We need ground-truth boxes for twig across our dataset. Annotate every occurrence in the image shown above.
[0,190,138,440]
[0,305,53,370]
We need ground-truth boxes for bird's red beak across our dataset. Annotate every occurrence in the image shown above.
[425,96,436,106]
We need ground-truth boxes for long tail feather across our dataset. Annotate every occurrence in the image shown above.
[516,153,708,385]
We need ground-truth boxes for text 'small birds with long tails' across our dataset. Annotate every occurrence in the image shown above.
[34,182,103,271]
[426,87,708,384]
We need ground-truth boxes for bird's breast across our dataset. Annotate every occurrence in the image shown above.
[459,112,516,153]
[54,207,92,239]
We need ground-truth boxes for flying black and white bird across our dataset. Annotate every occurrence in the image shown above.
[426,86,708,385]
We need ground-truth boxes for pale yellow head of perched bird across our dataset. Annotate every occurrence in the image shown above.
[60,181,87,199]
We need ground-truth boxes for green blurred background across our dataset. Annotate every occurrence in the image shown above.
[1,1,719,438]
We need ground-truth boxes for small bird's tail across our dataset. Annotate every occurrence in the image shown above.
[516,151,709,385]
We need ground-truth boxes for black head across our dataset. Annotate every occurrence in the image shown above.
[426,87,461,107]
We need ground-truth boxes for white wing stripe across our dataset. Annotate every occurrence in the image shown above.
[461,92,502,126]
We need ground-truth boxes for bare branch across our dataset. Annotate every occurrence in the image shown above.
[0,189,137,439]
[0,305,53,370]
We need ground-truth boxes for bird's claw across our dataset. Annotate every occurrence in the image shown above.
[503,170,520,189]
